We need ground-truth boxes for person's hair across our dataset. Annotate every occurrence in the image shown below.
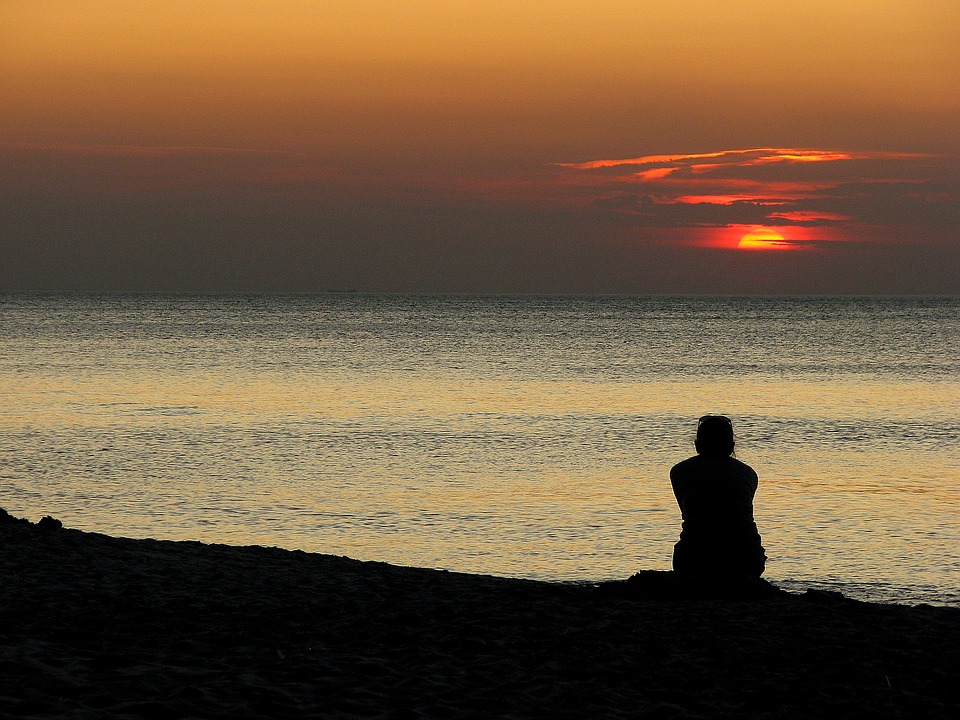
[694,415,735,457]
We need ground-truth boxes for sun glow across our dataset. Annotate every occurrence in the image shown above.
[737,228,789,250]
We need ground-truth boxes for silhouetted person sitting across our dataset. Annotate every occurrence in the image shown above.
[670,415,766,577]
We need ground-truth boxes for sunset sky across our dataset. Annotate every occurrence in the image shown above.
[2,1,958,293]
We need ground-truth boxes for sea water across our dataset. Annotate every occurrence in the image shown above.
[1,294,958,606]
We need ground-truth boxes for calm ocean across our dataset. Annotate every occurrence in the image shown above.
[1,294,958,606]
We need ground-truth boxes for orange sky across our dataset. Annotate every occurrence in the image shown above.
[1,1,959,292]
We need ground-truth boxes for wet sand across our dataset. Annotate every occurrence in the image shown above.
[2,510,958,718]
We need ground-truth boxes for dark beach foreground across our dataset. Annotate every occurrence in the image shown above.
[2,510,958,719]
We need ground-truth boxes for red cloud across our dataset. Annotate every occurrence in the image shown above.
[548,147,955,248]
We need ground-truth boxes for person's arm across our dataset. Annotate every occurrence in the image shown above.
[669,464,687,512]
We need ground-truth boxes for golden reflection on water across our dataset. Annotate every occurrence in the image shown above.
[5,369,955,420]
[2,368,958,601]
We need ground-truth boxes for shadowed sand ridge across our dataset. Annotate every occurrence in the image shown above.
[2,509,958,718]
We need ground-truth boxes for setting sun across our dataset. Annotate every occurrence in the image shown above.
[737,228,789,250]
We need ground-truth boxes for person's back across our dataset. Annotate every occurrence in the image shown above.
[669,416,766,577]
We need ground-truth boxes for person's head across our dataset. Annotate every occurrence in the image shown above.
[694,415,735,457]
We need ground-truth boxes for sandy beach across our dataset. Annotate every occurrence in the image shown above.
[2,509,958,719]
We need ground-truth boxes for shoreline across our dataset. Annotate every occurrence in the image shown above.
[6,512,954,609]
[3,511,959,718]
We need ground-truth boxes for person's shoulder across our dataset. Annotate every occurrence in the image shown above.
[670,456,702,478]
[728,457,759,480]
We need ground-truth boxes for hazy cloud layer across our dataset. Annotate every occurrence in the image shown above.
[1,142,958,293]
